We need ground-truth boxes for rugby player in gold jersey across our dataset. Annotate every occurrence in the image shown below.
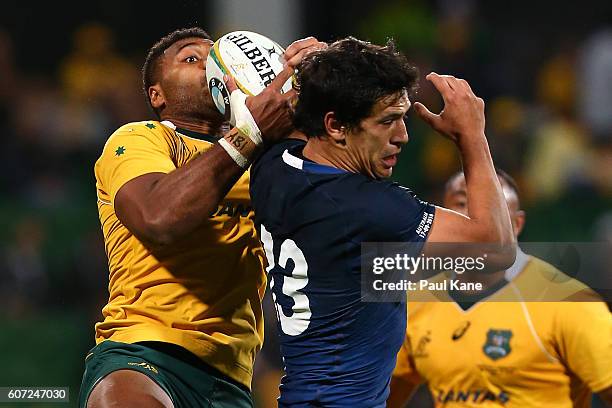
[78,28,324,408]
[388,170,612,408]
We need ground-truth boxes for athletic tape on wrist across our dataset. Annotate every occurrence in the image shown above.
[229,89,263,146]
[219,138,249,168]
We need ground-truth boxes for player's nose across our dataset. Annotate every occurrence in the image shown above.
[391,119,409,145]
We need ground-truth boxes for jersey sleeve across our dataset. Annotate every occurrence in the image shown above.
[554,301,612,392]
[366,182,436,244]
[96,124,176,204]
[391,185,435,243]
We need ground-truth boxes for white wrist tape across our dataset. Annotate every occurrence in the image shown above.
[219,138,249,169]
[229,89,263,146]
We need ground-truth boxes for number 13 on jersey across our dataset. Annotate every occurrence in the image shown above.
[260,225,311,336]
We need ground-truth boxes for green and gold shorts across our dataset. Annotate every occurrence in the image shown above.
[78,340,253,408]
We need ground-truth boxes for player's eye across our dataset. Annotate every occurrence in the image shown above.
[185,56,199,63]
[380,115,406,126]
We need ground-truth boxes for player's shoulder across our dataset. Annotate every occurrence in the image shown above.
[325,178,428,230]
[113,120,169,135]
[251,138,307,187]
[96,121,175,173]
[371,182,427,205]
[104,120,168,144]
[255,137,306,166]
[515,255,601,301]
[352,181,434,237]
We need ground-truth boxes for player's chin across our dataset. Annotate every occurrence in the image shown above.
[375,165,393,179]
[200,98,225,120]
[377,159,396,178]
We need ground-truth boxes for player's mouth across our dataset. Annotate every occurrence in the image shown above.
[382,154,398,168]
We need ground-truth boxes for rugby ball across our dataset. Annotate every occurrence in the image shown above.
[206,31,292,123]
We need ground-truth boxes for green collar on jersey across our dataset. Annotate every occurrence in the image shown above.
[175,127,219,144]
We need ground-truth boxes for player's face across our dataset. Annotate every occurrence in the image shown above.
[158,37,223,122]
[444,174,524,237]
[443,175,470,215]
[346,91,410,178]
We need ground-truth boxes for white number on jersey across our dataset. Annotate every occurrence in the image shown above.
[260,224,311,336]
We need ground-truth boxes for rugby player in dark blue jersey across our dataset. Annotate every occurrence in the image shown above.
[249,37,516,407]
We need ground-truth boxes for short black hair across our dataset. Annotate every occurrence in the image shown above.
[292,37,419,137]
[142,27,212,117]
[494,168,520,198]
[446,168,521,199]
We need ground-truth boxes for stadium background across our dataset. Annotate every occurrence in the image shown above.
[0,0,610,406]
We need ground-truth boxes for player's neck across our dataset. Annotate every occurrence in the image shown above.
[161,116,224,137]
[303,138,373,177]
[455,270,506,294]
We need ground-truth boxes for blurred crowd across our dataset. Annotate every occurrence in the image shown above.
[362,1,612,202]
[0,2,611,405]
[0,23,148,319]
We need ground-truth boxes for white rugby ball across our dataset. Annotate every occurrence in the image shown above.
[206,30,292,123]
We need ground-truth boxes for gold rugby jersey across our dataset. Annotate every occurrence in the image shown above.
[392,254,612,407]
[94,120,266,388]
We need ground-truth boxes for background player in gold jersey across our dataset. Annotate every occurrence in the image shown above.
[78,28,324,408]
[388,170,612,408]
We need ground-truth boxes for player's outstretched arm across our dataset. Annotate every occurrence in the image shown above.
[114,40,322,248]
[416,73,515,268]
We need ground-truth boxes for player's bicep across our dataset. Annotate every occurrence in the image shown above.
[426,205,472,243]
[425,206,514,270]
[114,173,165,243]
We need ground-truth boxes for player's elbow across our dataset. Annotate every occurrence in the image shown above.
[485,244,516,271]
[136,213,183,248]
[143,230,177,249]
[475,217,515,245]
[470,224,517,271]
[130,203,217,249]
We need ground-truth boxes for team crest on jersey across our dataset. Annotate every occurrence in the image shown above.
[483,329,512,360]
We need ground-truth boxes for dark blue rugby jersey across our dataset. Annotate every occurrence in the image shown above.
[250,139,435,407]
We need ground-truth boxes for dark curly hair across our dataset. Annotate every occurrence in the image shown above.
[293,37,419,137]
[142,27,212,117]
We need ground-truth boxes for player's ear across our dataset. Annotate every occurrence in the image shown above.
[149,85,166,111]
[513,210,526,237]
[323,112,347,145]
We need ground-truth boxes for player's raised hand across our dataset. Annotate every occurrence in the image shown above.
[284,37,327,68]
[413,72,485,144]
[224,66,297,145]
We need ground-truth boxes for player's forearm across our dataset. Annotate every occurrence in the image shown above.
[136,141,253,247]
[458,135,515,247]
